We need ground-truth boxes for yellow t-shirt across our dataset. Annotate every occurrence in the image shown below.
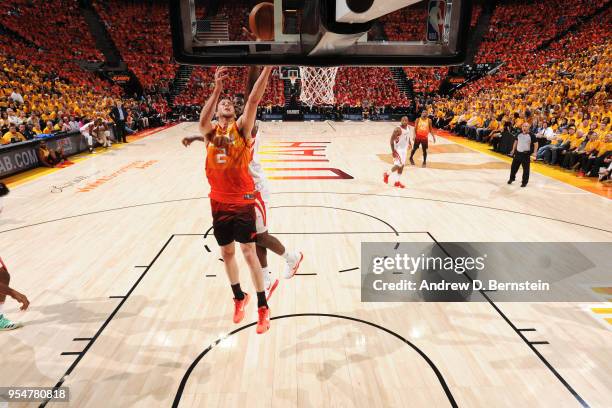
[584,140,600,153]
[43,125,58,133]
[598,142,612,156]
[1,131,26,144]
[569,136,585,150]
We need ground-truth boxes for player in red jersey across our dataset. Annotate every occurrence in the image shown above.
[189,66,273,334]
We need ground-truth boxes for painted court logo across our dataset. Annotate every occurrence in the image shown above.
[50,171,102,193]
[77,160,157,192]
[260,141,353,180]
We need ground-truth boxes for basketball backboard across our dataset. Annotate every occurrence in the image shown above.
[170,0,472,66]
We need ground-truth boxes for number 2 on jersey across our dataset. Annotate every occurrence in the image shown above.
[216,148,227,164]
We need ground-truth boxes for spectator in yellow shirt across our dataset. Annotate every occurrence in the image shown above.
[549,127,575,165]
[562,131,591,169]
[42,121,59,134]
[579,133,603,174]
[1,125,27,145]
[589,133,612,175]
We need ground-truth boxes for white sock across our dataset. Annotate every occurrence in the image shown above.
[0,302,4,315]
[262,266,270,275]
[282,251,290,260]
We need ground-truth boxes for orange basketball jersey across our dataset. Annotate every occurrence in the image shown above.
[205,122,255,204]
[415,118,430,140]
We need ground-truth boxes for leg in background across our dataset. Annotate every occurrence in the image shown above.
[409,142,419,164]
[257,231,285,258]
[0,266,9,304]
[509,154,521,182]
[521,153,530,185]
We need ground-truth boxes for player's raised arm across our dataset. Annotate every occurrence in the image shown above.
[199,66,229,137]
[241,26,263,100]
[245,66,263,101]
[238,66,272,140]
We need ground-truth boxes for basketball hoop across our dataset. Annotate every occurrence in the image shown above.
[299,66,338,107]
[289,73,297,87]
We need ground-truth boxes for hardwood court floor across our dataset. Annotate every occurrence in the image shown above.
[0,122,610,407]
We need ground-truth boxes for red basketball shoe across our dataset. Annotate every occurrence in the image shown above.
[256,307,270,334]
[233,293,250,323]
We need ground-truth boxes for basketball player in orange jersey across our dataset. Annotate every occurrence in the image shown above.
[187,66,273,334]
[410,110,436,167]
[384,116,412,188]
[184,69,303,297]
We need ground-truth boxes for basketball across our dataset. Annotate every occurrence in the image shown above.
[248,2,275,41]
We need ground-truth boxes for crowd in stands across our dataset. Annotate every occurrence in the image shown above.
[93,0,176,94]
[377,2,481,95]
[0,0,103,62]
[379,2,482,42]
[334,68,409,108]
[428,24,611,181]
[175,65,408,112]
[461,0,608,97]
[0,52,166,148]
[0,3,117,93]
[175,67,284,108]
[0,51,117,143]
[2,0,610,185]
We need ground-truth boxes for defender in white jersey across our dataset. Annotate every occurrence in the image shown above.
[249,122,270,235]
[181,68,304,298]
[384,116,412,188]
[247,117,303,293]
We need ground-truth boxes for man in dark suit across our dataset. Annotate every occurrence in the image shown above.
[110,101,128,143]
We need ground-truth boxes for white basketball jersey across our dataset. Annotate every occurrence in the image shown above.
[394,126,410,152]
[249,121,267,192]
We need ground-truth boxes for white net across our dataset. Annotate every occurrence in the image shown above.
[299,66,338,107]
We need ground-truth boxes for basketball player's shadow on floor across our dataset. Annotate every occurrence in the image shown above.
[66,342,186,407]
[23,296,141,327]
[280,320,397,369]
[278,323,406,404]
[0,337,56,385]
[61,328,219,405]
[24,294,230,332]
